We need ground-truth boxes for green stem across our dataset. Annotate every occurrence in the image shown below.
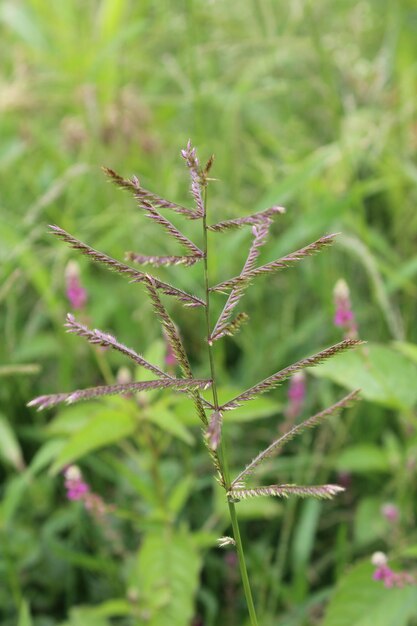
[202,186,259,626]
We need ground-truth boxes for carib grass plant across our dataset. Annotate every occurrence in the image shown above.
[28,142,362,624]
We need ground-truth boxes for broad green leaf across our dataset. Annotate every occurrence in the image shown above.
[50,408,136,474]
[18,600,33,626]
[0,414,24,470]
[130,528,202,626]
[90,599,131,617]
[354,498,386,547]
[167,475,193,515]
[335,444,390,473]
[292,499,321,574]
[59,606,111,626]
[47,406,91,435]
[0,474,30,526]
[322,561,417,626]
[28,438,65,475]
[49,539,117,575]
[394,341,417,364]
[147,404,194,445]
[312,343,417,409]
[58,600,130,626]
[399,545,417,558]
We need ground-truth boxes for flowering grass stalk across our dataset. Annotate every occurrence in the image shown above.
[28,142,363,624]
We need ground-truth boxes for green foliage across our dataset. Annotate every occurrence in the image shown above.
[49,404,137,474]
[0,413,24,470]
[1,0,417,623]
[322,561,417,626]
[313,343,417,409]
[129,528,202,626]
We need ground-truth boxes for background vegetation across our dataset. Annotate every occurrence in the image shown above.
[1,0,417,624]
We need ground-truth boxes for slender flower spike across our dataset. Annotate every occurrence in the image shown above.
[64,465,113,518]
[64,465,89,500]
[371,552,415,588]
[286,371,306,421]
[381,503,399,523]
[333,279,358,339]
[65,261,87,309]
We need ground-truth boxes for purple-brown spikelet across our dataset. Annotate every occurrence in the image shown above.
[210,219,271,343]
[126,251,202,267]
[181,140,205,216]
[220,340,363,411]
[28,378,212,411]
[228,484,345,501]
[206,410,223,450]
[231,389,360,487]
[49,225,204,307]
[103,166,199,219]
[208,205,285,233]
[65,313,171,378]
[210,233,338,293]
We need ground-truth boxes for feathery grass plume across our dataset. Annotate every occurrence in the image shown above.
[65,313,170,379]
[210,220,271,343]
[29,144,364,626]
[125,252,202,267]
[28,378,212,411]
[208,205,285,232]
[232,389,360,487]
[220,339,363,411]
[210,233,338,293]
[49,225,204,307]
[228,484,345,501]
[103,167,199,219]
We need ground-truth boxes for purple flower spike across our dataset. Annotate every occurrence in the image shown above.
[333,279,358,339]
[65,261,87,310]
[371,552,415,588]
[285,371,306,421]
[64,465,90,501]
[381,503,399,523]
[63,465,111,518]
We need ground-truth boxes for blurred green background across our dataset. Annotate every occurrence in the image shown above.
[1,1,417,625]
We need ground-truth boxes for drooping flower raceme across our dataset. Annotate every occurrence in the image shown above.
[333,279,358,339]
[286,371,306,420]
[64,465,89,500]
[65,260,87,310]
[381,502,399,523]
[64,465,112,518]
[371,552,414,588]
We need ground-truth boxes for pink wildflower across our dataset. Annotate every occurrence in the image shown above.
[165,340,177,368]
[286,371,306,420]
[63,465,112,518]
[64,465,89,501]
[65,261,87,310]
[381,503,399,523]
[371,552,415,588]
[333,279,358,339]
